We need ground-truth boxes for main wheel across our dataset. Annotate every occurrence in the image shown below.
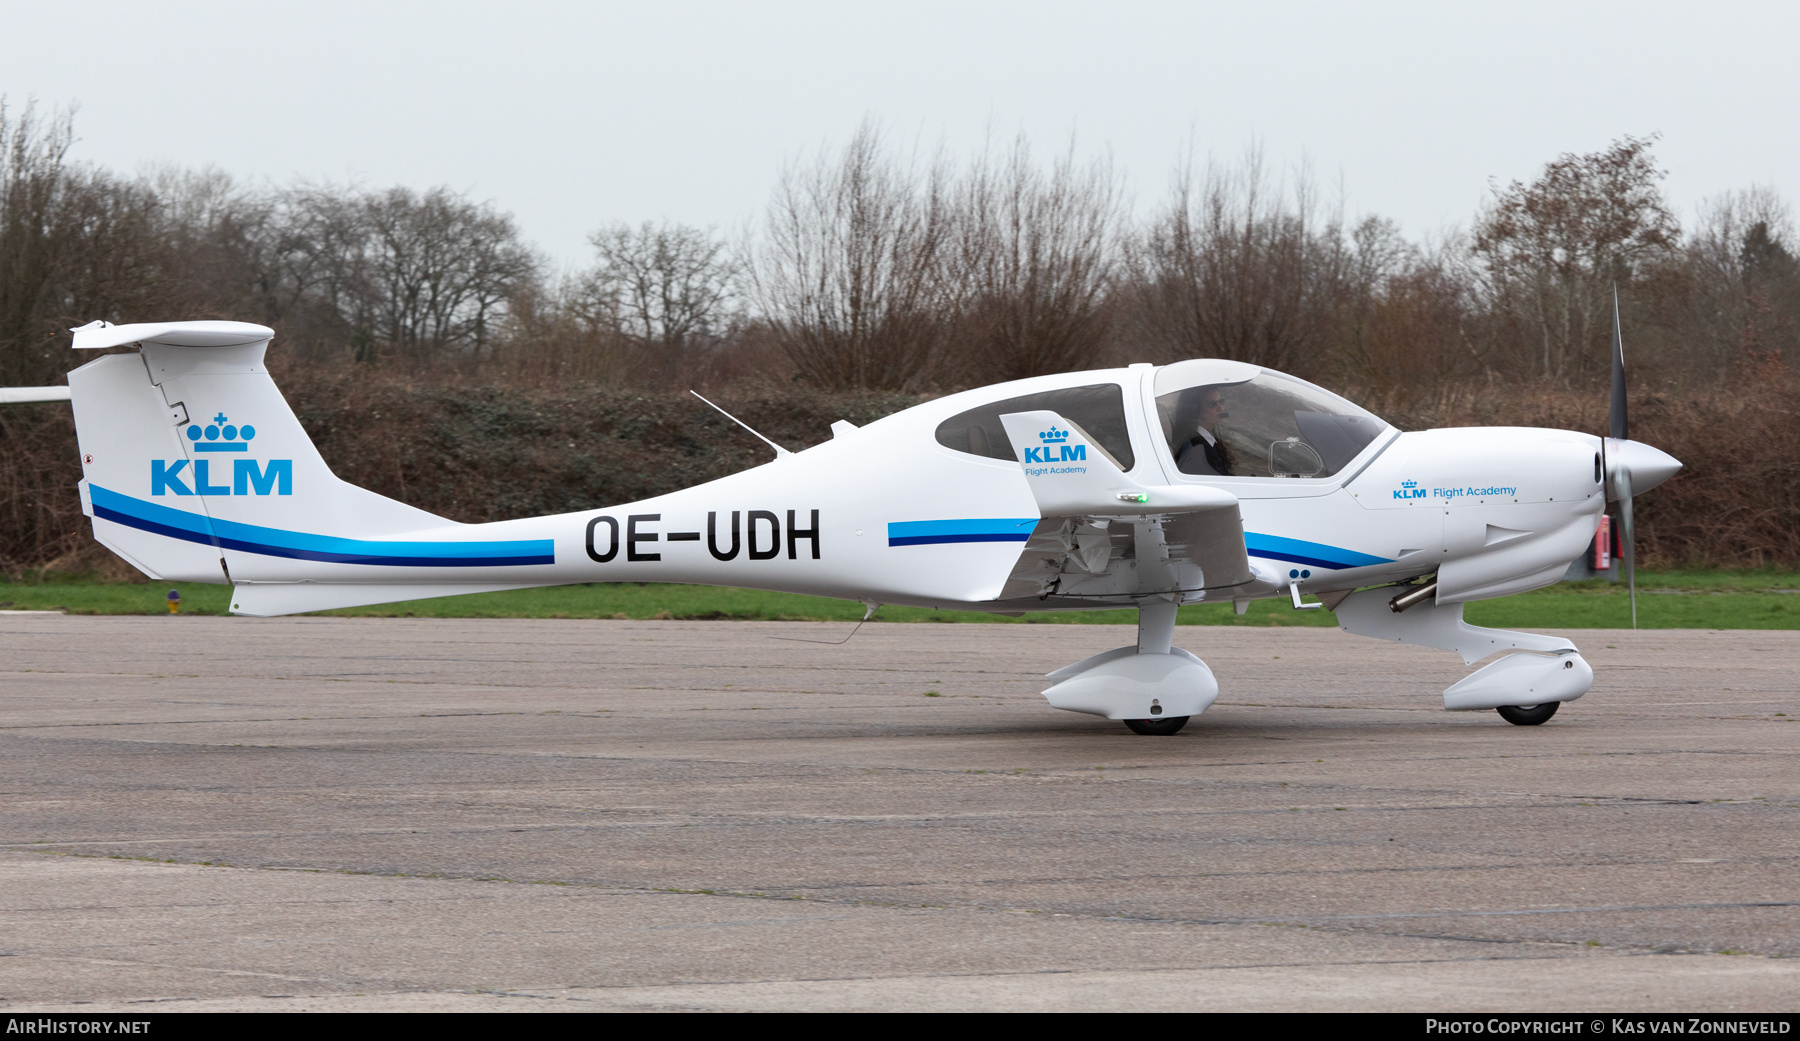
[1124,715,1190,736]
[1496,702,1559,726]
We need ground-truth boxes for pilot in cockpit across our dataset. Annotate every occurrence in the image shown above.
[1175,385,1234,476]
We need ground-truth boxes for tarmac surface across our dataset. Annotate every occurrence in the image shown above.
[1,614,1796,1012]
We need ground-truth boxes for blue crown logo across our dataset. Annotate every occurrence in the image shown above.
[1401,479,1418,488]
[1039,426,1070,443]
[187,412,258,453]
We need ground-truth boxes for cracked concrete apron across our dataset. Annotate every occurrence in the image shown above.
[2,616,1796,1011]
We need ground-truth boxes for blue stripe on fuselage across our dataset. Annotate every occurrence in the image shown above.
[884,518,1386,571]
[88,484,555,567]
[1245,532,1390,571]
[888,518,1037,547]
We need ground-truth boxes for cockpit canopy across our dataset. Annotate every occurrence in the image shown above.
[1154,360,1388,479]
[930,359,1390,480]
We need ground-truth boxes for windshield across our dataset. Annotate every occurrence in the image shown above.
[1153,363,1389,479]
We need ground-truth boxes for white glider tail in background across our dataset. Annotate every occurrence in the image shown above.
[55,318,1680,735]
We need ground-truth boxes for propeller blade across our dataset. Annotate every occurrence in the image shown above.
[1610,285,1629,441]
[1618,468,1636,630]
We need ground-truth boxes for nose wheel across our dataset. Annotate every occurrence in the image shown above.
[1124,715,1191,735]
[1497,702,1559,726]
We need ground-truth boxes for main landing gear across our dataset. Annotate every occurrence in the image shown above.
[1496,702,1560,726]
[1041,598,1219,735]
[1124,715,1191,736]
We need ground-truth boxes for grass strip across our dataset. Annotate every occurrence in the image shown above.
[2,573,1797,629]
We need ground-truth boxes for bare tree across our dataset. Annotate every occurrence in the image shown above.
[750,121,952,390]
[948,137,1121,382]
[48,170,172,331]
[580,221,738,370]
[1125,149,1366,377]
[360,187,538,361]
[267,185,379,359]
[1472,135,1679,380]
[0,99,76,386]
[270,185,538,364]
[1346,233,1484,393]
[1665,187,1797,376]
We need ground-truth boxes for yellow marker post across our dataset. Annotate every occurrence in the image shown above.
[166,589,181,614]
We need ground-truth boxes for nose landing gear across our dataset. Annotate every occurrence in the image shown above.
[1496,702,1560,726]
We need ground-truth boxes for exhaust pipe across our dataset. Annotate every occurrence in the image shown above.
[1389,580,1438,614]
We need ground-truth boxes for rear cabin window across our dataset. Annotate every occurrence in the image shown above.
[934,383,1135,471]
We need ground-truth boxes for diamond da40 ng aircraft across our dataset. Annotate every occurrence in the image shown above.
[46,317,1679,735]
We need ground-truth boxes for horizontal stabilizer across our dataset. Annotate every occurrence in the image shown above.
[0,386,71,404]
[70,320,273,351]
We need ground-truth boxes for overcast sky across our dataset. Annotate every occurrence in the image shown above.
[5,1,1795,267]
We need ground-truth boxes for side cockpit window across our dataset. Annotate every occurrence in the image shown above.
[935,383,1135,471]
[1153,361,1389,479]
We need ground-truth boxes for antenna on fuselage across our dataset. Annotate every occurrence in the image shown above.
[771,602,882,645]
[690,390,792,459]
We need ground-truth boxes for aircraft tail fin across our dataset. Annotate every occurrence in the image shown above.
[66,321,476,595]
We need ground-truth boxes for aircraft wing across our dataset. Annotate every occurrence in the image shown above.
[1157,504,1254,592]
[996,410,1252,600]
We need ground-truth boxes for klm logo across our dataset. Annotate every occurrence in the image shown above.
[1393,479,1426,501]
[189,413,256,452]
[153,412,292,496]
[1023,425,1086,464]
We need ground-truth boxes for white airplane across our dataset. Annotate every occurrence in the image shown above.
[44,314,1679,735]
